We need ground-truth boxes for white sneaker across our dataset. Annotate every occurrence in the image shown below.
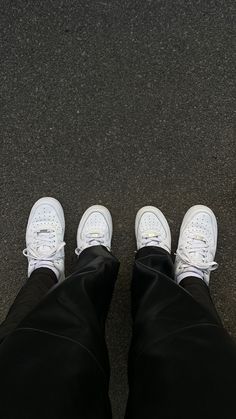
[175,205,218,285]
[23,197,66,281]
[75,205,112,256]
[135,206,171,253]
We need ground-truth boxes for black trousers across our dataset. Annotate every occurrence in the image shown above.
[0,246,235,419]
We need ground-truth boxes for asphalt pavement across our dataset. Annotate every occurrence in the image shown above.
[1,1,235,418]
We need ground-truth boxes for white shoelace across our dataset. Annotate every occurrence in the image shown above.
[141,231,162,247]
[23,229,65,261]
[176,233,218,272]
[75,232,105,256]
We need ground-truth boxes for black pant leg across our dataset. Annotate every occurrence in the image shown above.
[180,276,222,325]
[0,245,119,419]
[125,246,236,419]
[0,267,57,341]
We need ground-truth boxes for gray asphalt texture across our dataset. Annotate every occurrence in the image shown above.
[1,1,236,418]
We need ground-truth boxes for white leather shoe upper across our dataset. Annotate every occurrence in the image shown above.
[135,206,171,253]
[76,205,112,256]
[175,205,218,285]
[23,197,65,281]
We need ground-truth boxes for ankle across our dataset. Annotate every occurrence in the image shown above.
[29,261,60,281]
[30,266,59,283]
[176,269,206,286]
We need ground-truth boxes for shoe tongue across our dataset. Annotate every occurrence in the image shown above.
[89,232,102,238]
[38,245,52,255]
[188,235,207,262]
[143,231,161,247]
[36,230,53,255]
[144,231,160,238]
[190,235,206,248]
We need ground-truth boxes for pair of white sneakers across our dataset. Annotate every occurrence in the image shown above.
[23,198,218,285]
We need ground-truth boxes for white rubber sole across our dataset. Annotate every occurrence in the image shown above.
[135,205,171,247]
[26,197,65,239]
[77,205,113,243]
[178,204,218,246]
